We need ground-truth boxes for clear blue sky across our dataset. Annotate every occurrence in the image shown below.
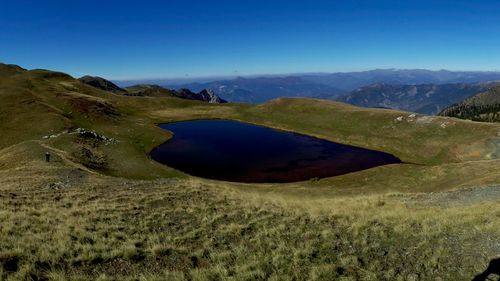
[2,0,500,79]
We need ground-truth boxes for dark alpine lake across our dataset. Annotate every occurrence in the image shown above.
[150,120,402,183]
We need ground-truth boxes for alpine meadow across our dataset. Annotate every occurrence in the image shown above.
[2,1,500,280]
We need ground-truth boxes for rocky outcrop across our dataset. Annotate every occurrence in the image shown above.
[174,88,200,100]
[197,89,227,104]
[174,88,227,104]
[123,85,227,103]
[78,74,227,103]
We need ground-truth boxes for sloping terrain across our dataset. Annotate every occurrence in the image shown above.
[124,84,178,97]
[439,86,500,122]
[336,82,498,114]
[1,64,500,280]
[78,75,127,94]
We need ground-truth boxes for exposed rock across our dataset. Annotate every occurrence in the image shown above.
[415,116,435,124]
[174,76,343,103]
[174,88,200,100]
[75,128,117,145]
[174,88,227,103]
[197,89,227,103]
[73,146,108,170]
[42,128,117,145]
[123,85,227,103]
[78,72,227,103]
[46,182,68,190]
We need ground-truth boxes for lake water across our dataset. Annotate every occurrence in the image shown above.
[150,120,402,183]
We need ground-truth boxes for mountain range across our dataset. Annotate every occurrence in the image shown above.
[76,71,500,122]
[171,76,344,103]
[114,69,500,105]
[336,82,500,115]
[299,69,500,90]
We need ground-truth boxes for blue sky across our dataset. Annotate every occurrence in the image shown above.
[2,0,500,79]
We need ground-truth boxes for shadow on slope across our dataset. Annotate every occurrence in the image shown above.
[472,257,500,281]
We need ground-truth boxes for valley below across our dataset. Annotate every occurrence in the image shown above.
[1,64,500,280]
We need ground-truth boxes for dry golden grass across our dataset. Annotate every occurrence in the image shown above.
[0,141,499,280]
[1,65,500,280]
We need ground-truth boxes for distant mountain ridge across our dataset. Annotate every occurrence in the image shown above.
[336,82,500,115]
[116,69,500,104]
[300,69,500,90]
[79,76,227,103]
[173,76,344,103]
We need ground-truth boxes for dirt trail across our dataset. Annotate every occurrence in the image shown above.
[37,142,98,174]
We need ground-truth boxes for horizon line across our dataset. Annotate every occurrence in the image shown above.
[4,61,500,82]
[110,67,500,82]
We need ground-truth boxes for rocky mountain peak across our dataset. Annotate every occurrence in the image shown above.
[198,89,227,104]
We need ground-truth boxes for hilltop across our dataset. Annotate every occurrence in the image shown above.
[0,63,26,76]
[78,75,128,94]
[1,63,500,280]
[124,84,178,97]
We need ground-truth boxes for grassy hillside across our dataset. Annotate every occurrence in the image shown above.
[1,64,500,280]
[124,84,177,97]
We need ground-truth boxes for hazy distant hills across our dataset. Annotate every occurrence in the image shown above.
[173,76,344,103]
[300,69,500,90]
[336,82,500,115]
[75,72,500,117]
[439,86,500,122]
[113,69,500,104]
